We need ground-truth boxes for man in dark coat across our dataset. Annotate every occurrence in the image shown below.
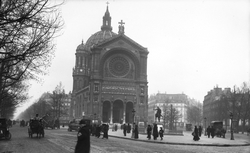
[134,124,139,139]
[123,123,127,136]
[114,124,118,131]
[211,126,215,138]
[147,124,152,140]
[74,119,90,153]
[91,124,96,136]
[102,124,109,139]
[127,123,131,133]
[153,123,158,140]
[207,126,211,138]
[95,124,101,138]
[198,126,202,137]
[193,126,200,141]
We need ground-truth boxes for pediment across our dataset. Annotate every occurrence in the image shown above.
[94,34,148,54]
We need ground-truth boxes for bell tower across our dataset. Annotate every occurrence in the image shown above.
[72,40,90,118]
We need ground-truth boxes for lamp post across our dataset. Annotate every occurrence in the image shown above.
[204,117,207,136]
[230,112,234,140]
[132,109,136,124]
[131,109,136,138]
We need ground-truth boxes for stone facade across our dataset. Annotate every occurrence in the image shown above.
[71,6,149,125]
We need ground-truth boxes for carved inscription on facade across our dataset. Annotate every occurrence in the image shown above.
[102,85,136,95]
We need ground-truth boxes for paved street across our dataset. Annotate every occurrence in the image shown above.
[108,128,250,146]
[0,125,250,153]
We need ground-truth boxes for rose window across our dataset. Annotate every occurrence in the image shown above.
[109,56,130,77]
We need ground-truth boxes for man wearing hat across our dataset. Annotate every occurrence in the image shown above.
[74,119,90,153]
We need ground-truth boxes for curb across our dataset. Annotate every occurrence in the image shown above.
[108,134,250,147]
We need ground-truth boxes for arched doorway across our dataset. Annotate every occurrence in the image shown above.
[102,101,111,123]
[113,100,124,123]
[126,102,134,123]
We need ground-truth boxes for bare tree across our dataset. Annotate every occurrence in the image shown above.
[187,105,202,125]
[236,82,250,133]
[0,0,63,116]
[51,82,65,118]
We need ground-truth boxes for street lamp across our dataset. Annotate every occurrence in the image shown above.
[230,112,234,140]
[131,109,136,138]
[132,109,136,123]
[204,117,207,136]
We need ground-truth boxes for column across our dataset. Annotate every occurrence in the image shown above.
[110,101,113,124]
[123,102,126,124]
[99,101,103,122]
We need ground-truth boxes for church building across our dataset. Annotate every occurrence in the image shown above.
[71,5,149,125]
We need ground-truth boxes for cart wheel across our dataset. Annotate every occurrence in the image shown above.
[5,133,11,140]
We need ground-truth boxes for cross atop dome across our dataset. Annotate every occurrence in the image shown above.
[101,2,112,31]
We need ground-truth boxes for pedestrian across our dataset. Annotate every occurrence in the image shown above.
[95,124,101,138]
[198,125,202,137]
[92,124,96,136]
[127,123,131,133]
[123,123,127,136]
[159,127,164,140]
[153,123,158,140]
[221,127,226,138]
[74,119,90,153]
[207,126,211,138]
[134,124,139,139]
[211,126,215,138]
[193,126,200,141]
[115,124,118,131]
[147,124,152,140]
[102,124,109,139]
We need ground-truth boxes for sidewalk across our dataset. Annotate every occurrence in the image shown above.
[107,129,250,146]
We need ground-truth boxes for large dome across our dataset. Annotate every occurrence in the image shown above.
[84,30,117,51]
[77,5,117,52]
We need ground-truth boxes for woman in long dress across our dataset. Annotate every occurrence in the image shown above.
[193,126,200,141]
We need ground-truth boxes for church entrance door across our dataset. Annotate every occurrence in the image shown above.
[126,102,134,123]
[113,100,124,124]
[102,101,111,123]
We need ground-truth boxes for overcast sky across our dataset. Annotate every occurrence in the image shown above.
[15,0,250,117]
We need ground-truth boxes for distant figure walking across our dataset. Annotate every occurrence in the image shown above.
[147,125,152,140]
[153,123,158,140]
[123,123,127,136]
[127,123,131,133]
[159,127,164,140]
[198,126,202,137]
[102,124,109,139]
[95,124,101,138]
[207,126,211,138]
[193,126,200,141]
[134,124,139,139]
[211,126,215,138]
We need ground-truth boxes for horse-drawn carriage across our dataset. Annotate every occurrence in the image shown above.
[211,121,226,138]
[0,117,12,140]
[28,119,44,138]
